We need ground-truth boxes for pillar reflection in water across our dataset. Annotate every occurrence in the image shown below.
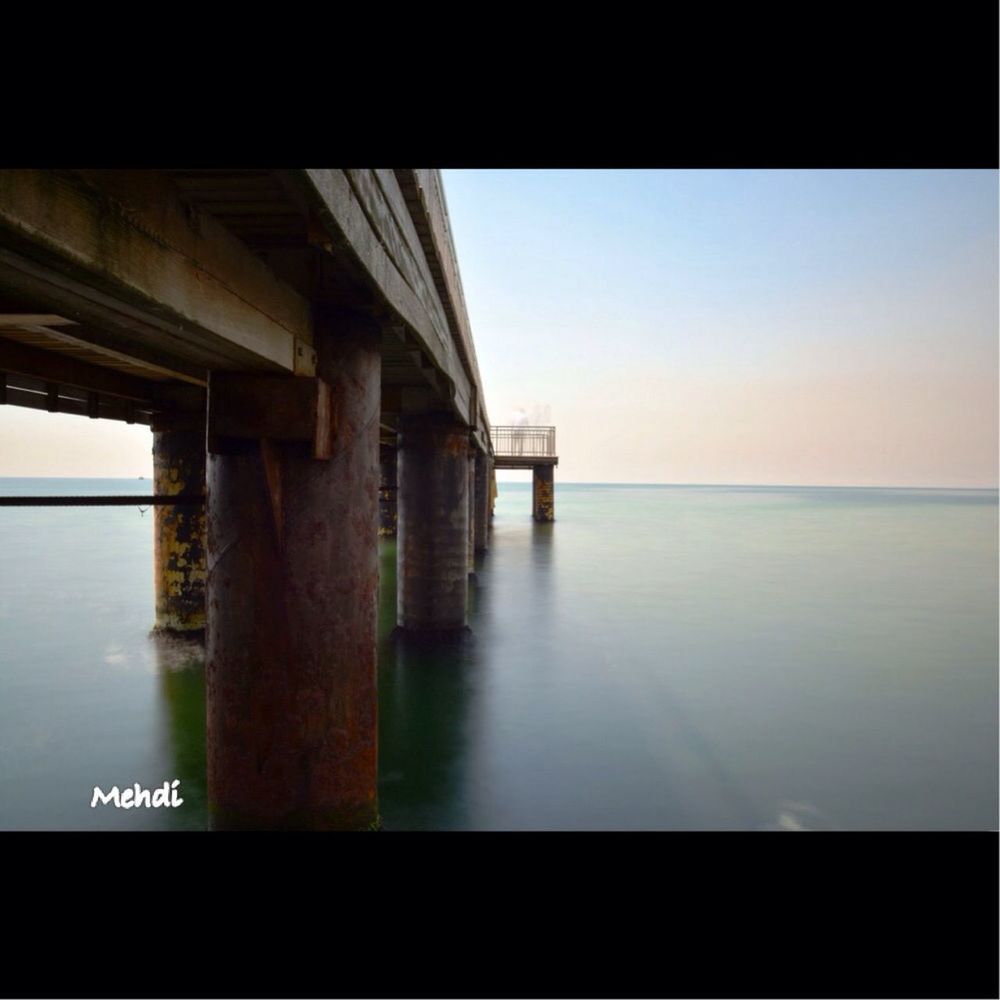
[377,536,481,830]
[151,633,207,830]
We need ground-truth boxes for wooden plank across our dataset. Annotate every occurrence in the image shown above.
[0,170,313,373]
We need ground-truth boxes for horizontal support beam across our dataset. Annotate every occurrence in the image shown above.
[0,336,203,409]
[493,456,559,469]
[1,377,152,424]
[0,170,314,375]
[208,372,334,460]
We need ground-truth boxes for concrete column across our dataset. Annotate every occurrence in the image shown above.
[467,451,476,576]
[152,412,206,634]
[474,451,489,552]
[396,414,470,632]
[205,314,381,831]
[379,444,397,538]
[532,464,555,522]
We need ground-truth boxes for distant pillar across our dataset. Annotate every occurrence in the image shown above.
[474,451,489,552]
[152,411,206,634]
[205,313,380,831]
[489,467,497,520]
[379,444,397,538]
[397,414,470,632]
[467,451,476,575]
[532,464,555,522]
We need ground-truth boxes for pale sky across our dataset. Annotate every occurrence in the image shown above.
[1,170,997,487]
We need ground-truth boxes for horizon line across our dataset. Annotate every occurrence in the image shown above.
[1,474,996,492]
[496,479,1000,491]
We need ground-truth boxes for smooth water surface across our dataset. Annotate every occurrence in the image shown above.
[0,478,996,830]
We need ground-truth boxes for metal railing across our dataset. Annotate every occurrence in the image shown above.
[491,425,556,458]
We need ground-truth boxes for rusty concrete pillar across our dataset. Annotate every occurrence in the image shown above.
[205,312,381,831]
[474,451,489,552]
[152,412,206,634]
[532,464,555,522]
[379,444,397,538]
[396,414,470,632]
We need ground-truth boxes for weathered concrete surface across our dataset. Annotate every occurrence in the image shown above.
[152,413,206,634]
[396,414,470,632]
[532,464,555,522]
[205,314,381,830]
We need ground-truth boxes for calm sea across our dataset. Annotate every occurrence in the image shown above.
[0,477,996,830]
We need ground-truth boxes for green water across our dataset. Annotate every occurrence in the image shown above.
[0,478,996,829]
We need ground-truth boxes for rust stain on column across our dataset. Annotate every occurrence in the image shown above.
[206,313,381,831]
[152,413,206,635]
[532,464,555,522]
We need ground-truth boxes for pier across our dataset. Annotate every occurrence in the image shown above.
[491,425,558,521]
[0,169,556,830]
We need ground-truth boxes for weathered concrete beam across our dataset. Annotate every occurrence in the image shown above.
[0,170,315,376]
[208,372,333,459]
[0,335,203,409]
[1,373,154,424]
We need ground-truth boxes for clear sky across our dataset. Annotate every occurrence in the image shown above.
[446,169,998,488]
[0,170,996,487]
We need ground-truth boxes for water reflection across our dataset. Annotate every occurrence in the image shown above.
[378,628,479,830]
[530,520,555,573]
[151,634,207,830]
[1,479,995,830]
